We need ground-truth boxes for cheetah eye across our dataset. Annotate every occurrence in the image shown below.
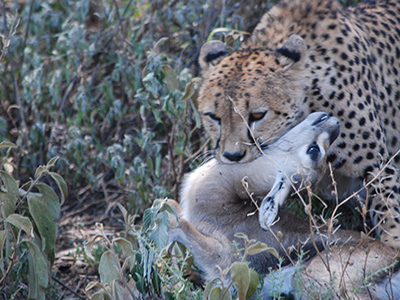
[204,112,221,124]
[306,143,320,161]
[249,111,267,123]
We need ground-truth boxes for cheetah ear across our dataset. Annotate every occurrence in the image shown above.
[199,40,230,78]
[275,35,307,70]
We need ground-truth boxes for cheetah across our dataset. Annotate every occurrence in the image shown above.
[197,0,400,247]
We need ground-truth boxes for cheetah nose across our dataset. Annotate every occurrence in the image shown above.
[223,151,246,162]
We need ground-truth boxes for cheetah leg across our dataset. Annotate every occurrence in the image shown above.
[367,163,400,248]
[259,171,291,230]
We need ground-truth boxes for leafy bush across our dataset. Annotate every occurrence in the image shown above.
[0,142,67,299]
[1,0,365,299]
[84,199,277,300]
[84,199,186,299]
[1,0,266,297]
[1,0,274,213]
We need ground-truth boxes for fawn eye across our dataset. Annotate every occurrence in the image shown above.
[249,111,267,122]
[306,144,320,161]
[204,112,221,124]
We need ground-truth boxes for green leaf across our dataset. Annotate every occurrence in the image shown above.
[154,37,169,54]
[34,165,48,179]
[207,286,232,300]
[92,290,110,300]
[209,286,222,300]
[224,290,232,300]
[247,241,277,256]
[27,194,57,264]
[111,280,126,300]
[0,230,7,255]
[25,240,49,300]
[48,172,68,205]
[146,156,154,173]
[207,27,230,42]
[84,234,103,261]
[142,72,160,98]
[126,232,138,250]
[121,256,134,273]
[148,211,170,248]
[117,203,127,223]
[155,153,161,178]
[0,141,17,149]
[203,279,219,300]
[180,81,196,103]
[99,250,120,283]
[231,262,250,300]
[0,171,19,218]
[85,281,102,292]
[189,98,202,129]
[234,233,250,244]
[159,199,179,222]
[246,269,259,299]
[5,214,33,236]
[46,156,59,168]
[142,207,154,229]
[161,65,178,91]
[113,237,136,260]
[35,183,60,221]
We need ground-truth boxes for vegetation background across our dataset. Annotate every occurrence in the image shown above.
[0,0,363,299]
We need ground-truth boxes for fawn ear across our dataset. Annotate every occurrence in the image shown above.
[199,41,230,78]
[275,34,308,70]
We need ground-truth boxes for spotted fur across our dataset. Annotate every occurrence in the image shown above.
[198,0,400,247]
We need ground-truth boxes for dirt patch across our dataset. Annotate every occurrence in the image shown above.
[53,192,126,299]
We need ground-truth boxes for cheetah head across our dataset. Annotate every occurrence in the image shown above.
[198,35,311,163]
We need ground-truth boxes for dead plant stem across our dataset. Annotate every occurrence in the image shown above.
[51,276,87,300]
[18,0,34,83]
[328,148,400,233]
[1,0,28,134]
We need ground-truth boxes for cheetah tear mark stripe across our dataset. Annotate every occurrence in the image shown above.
[205,51,229,63]
[275,48,301,62]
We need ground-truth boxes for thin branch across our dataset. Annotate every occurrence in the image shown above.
[18,0,34,80]
[52,276,87,300]
[59,75,77,116]
[328,147,400,233]
[220,0,226,28]
[183,137,211,164]
[122,0,134,18]
[112,0,122,24]
[0,247,17,291]
[1,0,28,133]
[103,0,132,48]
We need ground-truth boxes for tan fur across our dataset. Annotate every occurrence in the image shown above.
[296,239,399,299]
[171,113,341,278]
[263,237,400,299]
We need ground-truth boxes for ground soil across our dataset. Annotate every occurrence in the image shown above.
[53,191,127,299]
